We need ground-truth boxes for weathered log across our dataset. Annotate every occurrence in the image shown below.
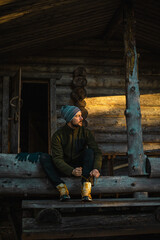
[70,87,87,101]
[99,143,160,154]
[0,61,160,76]
[134,192,148,199]
[146,157,160,177]
[73,67,87,88]
[86,86,125,96]
[85,104,160,117]
[0,154,45,178]
[74,99,86,108]
[73,67,87,77]
[1,154,160,197]
[0,65,124,79]
[86,116,160,128]
[23,213,158,229]
[145,149,160,155]
[72,76,87,87]
[124,1,146,176]
[22,72,61,80]
[56,86,72,94]
[56,95,73,106]
[86,86,160,97]
[57,73,160,90]
[0,61,123,73]
[22,214,160,239]
[1,176,160,197]
[81,74,160,90]
[56,87,160,104]
[95,133,160,143]
[22,198,160,209]
[85,94,160,107]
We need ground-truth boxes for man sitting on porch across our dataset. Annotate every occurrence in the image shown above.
[17,105,102,201]
[40,105,102,201]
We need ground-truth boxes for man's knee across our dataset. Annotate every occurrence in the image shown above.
[39,153,52,164]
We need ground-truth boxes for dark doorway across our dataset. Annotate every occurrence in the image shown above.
[20,83,48,153]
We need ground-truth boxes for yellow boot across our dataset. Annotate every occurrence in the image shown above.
[81,182,92,202]
[56,183,70,201]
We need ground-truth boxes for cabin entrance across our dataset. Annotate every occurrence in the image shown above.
[20,82,49,153]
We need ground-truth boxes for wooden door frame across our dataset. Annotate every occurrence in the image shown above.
[21,78,57,154]
[9,68,22,153]
[2,70,59,154]
[2,76,10,153]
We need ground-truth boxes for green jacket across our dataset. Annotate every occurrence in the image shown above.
[51,124,102,176]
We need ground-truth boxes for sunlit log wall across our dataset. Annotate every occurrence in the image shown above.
[0,40,160,154]
[54,40,160,154]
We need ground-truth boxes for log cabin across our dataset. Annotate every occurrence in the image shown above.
[0,0,160,240]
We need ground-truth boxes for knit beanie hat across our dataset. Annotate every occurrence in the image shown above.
[61,105,81,122]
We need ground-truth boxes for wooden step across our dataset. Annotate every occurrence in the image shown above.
[22,213,160,240]
[22,198,160,209]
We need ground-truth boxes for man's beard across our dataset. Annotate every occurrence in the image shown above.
[71,121,82,128]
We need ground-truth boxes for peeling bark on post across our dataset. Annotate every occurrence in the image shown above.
[123,0,147,176]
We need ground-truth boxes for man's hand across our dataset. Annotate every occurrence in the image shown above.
[72,167,82,177]
[90,169,100,178]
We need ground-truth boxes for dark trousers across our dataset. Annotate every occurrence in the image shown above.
[39,149,94,187]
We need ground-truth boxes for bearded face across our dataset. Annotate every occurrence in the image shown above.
[70,111,83,128]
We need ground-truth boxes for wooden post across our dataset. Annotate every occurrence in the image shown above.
[9,68,21,153]
[123,0,147,176]
[2,76,10,153]
[49,79,57,154]
[18,67,22,153]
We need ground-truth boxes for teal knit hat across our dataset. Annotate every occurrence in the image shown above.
[61,105,81,122]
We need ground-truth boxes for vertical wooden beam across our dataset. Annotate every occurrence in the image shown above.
[18,67,22,153]
[2,76,10,153]
[9,68,22,153]
[49,79,57,154]
[123,0,147,176]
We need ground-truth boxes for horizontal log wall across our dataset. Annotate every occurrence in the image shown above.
[54,41,160,154]
[85,94,160,153]
[0,40,160,155]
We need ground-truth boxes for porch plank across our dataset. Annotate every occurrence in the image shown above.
[22,198,160,209]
